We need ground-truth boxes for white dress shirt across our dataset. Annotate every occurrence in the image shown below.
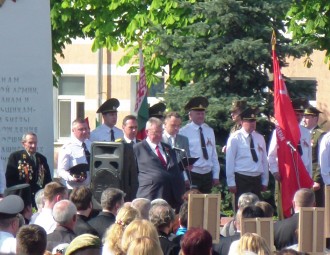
[268,126,312,177]
[320,132,330,185]
[226,128,269,187]
[0,231,16,254]
[90,124,123,142]
[33,208,56,234]
[179,122,220,179]
[57,136,91,189]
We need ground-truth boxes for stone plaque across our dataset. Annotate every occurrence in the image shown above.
[0,0,54,177]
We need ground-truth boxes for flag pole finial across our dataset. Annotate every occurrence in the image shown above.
[271,30,276,50]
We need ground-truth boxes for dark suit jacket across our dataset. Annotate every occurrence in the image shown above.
[274,213,299,250]
[46,225,76,252]
[133,140,185,211]
[116,138,139,201]
[74,214,98,236]
[88,211,116,238]
[6,150,52,206]
[159,231,181,255]
[162,134,191,161]
[213,232,240,255]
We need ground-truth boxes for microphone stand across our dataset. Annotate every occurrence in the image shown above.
[173,147,194,190]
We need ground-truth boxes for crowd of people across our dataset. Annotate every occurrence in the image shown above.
[0,95,329,254]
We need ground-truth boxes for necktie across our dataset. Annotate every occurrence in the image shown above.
[199,127,209,160]
[297,140,303,156]
[130,141,134,145]
[249,134,258,163]
[82,142,91,166]
[110,129,115,142]
[155,145,167,168]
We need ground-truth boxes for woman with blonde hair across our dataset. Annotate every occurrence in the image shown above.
[237,233,272,255]
[126,236,163,255]
[102,205,140,255]
[121,219,160,254]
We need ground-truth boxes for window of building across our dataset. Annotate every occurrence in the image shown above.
[57,76,85,140]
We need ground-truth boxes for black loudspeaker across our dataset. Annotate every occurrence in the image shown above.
[90,142,124,205]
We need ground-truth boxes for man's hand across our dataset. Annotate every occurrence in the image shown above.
[212,179,220,186]
[272,172,281,182]
[313,182,321,191]
[228,186,237,193]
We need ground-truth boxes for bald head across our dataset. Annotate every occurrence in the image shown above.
[293,188,315,210]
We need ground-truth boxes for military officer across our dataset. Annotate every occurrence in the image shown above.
[303,106,326,206]
[90,98,123,142]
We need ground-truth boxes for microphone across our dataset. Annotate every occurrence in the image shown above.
[286,141,297,152]
[172,147,185,152]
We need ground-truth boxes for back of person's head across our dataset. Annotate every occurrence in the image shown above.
[149,204,175,230]
[237,233,271,255]
[44,181,67,202]
[255,201,274,217]
[104,205,140,255]
[16,224,47,255]
[101,188,125,211]
[178,202,188,228]
[65,234,101,255]
[241,205,265,219]
[53,200,77,225]
[293,188,315,208]
[69,186,92,211]
[150,198,168,207]
[34,189,44,212]
[182,189,202,202]
[126,236,163,255]
[276,249,301,255]
[181,227,213,255]
[121,219,160,254]
[131,198,151,220]
[238,193,259,209]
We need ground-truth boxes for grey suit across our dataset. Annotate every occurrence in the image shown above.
[162,133,191,161]
[133,140,185,211]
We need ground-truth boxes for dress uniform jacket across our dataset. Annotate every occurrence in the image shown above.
[6,150,52,205]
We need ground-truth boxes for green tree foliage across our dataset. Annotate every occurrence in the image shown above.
[286,0,330,66]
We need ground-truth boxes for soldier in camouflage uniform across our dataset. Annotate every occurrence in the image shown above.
[303,106,326,207]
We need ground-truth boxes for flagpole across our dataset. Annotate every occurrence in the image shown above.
[272,30,284,220]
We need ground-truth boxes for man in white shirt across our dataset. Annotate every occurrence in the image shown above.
[226,107,268,208]
[268,98,312,181]
[58,118,91,189]
[180,96,220,193]
[319,131,330,186]
[90,98,123,142]
[34,181,68,234]
[0,195,24,254]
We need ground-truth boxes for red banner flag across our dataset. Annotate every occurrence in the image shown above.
[135,48,148,140]
[135,49,148,113]
[272,36,313,218]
